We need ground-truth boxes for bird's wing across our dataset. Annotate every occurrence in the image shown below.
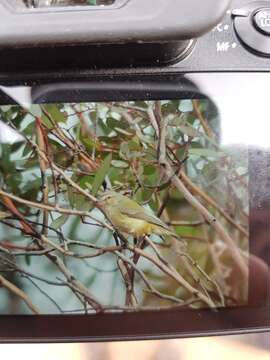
[120,208,171,231]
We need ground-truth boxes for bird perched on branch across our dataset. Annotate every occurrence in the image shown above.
[98,191,184,242]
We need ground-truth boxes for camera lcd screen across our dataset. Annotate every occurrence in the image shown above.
[0,97,250,315]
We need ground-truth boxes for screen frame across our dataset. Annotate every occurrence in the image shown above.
[0,72,269,342]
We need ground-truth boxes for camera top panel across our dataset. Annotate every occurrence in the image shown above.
[0,0,230,46]
[0,0,270,77]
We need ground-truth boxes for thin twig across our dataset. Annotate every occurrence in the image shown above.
[0,188,112,232]
[0,274,40,314]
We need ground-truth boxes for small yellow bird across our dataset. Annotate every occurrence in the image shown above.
[98,191,182,241]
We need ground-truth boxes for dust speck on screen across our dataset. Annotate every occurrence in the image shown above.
[0,99,248,315]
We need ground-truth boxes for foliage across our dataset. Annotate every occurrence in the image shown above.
[0,99,248,314]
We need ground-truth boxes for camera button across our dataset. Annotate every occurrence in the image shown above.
[233,2,270,56]
[254,8,270,35]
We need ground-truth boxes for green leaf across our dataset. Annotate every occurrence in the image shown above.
[22,178,42,193]
[73,193,92,211]
[22,120,35,136]
[79,175,94,189]
[41,104,66,128]
[107,117,127,130]
[178,125,198,138]
[134,188,153,204]
[92,153,112,196]
[22,144,33,157]
[82,138,99,152]
[179,100,193,113]
[1,105,12,112]
[10,141,25,153]
[85,273,97,287]
[50,215,69,230]
[189,148,224,158]
[25,255,31,266]
[161,100,180,115]
[143,165,156,176]
[111,160,129,169]
[30,105,42,118]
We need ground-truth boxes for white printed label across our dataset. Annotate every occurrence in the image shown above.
[257,10,270,29]
[216,42,237,52]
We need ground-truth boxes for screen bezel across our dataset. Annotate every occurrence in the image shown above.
[0,72,269,342]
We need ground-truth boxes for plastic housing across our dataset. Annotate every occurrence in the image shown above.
[0,0,231,68]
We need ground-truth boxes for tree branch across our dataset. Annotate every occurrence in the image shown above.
[0,274,40,314]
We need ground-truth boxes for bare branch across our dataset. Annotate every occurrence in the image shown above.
[0,274,40,314]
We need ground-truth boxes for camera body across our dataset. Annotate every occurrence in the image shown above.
[0,0,269,78]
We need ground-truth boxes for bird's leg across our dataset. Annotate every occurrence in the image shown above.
[133,236,147,248]
[113,231,128,249]
[113,232,120,246]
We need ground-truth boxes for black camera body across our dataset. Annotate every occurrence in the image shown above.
[0,0,269,78]
[0,0,270,343]
[0,0,229,72]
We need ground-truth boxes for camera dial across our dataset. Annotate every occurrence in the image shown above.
[233,1,270,56]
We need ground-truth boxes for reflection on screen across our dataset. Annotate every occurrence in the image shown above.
[0,99,249,315]
[22,0,115,8]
